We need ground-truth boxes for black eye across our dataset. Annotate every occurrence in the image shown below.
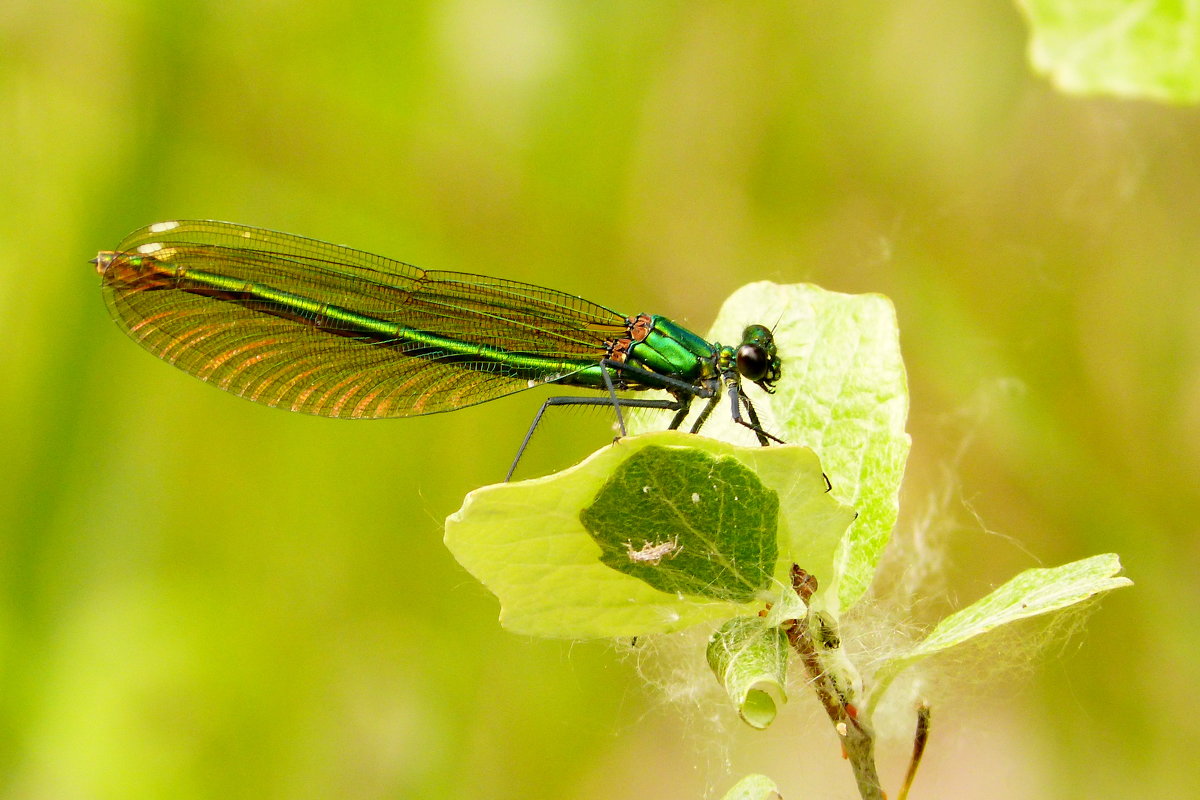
[736,344,768,381]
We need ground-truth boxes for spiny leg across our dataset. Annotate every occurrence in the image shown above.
[599,356,709,438]
[729,385,785,445]
[687,392,722,435]
[598,357,696,443]
[506,395,686,481]
[666,394,693,431]
[738,389,770,446]
[508,359,716,481]
[598,359,626,436]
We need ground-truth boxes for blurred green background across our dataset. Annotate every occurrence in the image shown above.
[2,1,1195,798]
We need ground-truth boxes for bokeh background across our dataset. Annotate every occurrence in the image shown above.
[2,1,1195,798]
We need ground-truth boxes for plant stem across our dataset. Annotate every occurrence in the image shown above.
[785,566,884,800]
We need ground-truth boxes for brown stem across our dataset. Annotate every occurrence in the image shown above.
[786,566,884,800]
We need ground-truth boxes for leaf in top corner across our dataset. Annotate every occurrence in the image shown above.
[1017,0,1200,104]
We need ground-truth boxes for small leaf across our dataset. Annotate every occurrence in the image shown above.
[444,430,853,639]
[581,446,778,603]
[761,584,807,629]
[1016,0,1200,104]
[646,283,909,611]
[720,773,783,800]
[866,554,1133,711]
[706,617,789,729]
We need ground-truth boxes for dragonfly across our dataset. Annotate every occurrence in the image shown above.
[95,220,784,479]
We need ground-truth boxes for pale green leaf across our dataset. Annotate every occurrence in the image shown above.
[866,554,1133,711]
[720,773,783,800]
[1017,0,1200,104]
[761,584,807,629]
[706,616,789,729]
[444,430,853,639]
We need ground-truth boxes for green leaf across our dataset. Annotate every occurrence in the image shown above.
[865,553,1133,712]
[719,773,783,800]
[706,616,790,729]
[1016,0,1200,104]
[581,446,778,603]
[761,584,808,629]
[444,430,854,639]
[644,283,909,611]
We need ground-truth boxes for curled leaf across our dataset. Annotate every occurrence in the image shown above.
[706,616,789,729]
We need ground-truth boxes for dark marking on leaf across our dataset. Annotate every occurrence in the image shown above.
[579,446,779,602]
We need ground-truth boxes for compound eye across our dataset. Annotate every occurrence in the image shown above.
[736,344,769,382]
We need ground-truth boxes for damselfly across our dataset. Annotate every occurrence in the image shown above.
[95,221,783,478]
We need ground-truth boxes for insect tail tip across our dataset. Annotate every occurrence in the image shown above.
[92,251,115,276]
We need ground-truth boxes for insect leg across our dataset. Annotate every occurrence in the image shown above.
[507,395,686,481]
[729,384,785,445]
[598,359,627,436]
[599,358,706,435]
[687,392,721,435]
[665,394,693,430]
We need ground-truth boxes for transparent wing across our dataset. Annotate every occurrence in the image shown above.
[98,220,630,418]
